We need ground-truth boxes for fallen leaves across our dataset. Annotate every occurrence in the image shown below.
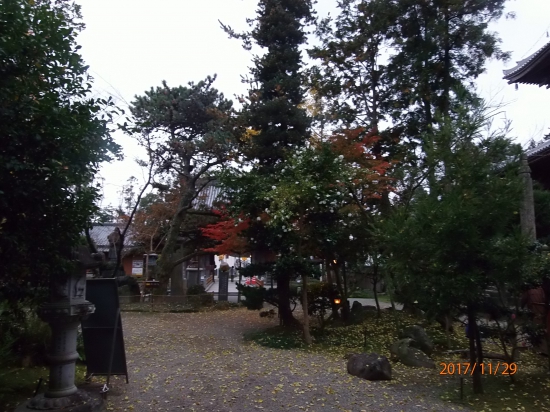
[98,308,550,412]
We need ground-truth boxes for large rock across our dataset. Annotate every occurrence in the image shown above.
[399,325,434,355]
[351,300,363,313]
[347,353,392,381]
[350,301,377,324]
[391,338,435,369]
[389,339,403,362]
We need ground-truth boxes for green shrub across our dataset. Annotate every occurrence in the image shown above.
[201,293,214,306]
[0,302,51,367]
[187,293,214,308]
[15,311,51,366]
[187,284,206,295]
[302,282,338,329]
[236,284,265,310]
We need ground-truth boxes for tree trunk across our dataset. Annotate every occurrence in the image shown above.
[445,314,451,349]
[277,272,297,327]
[302,273,312,345]
[334,263,349,323]
[111,233,124,278]
[467,305,483,394]
[158,190,195,281]
[543,278,550,371]
[326,261,339,319]
[372,256,381,317]
[342,264,350,322]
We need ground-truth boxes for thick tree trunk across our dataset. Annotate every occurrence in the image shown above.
[277,272,297,327]
[302,273,312,344]
[112,234,124,277]
[467,305,483,394]
[334,263,349,323]
[326,260,339,319]
[158,190,195,281]
[341,261,350,322]
[372,256,381,317]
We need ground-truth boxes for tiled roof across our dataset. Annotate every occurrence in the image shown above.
[526,139,550,158]
[87,223,138,253]
[88,183,226,252]
[192,182,224,209]
[503,41,550,87]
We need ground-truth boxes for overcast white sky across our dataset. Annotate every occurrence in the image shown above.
[75,0,550,209]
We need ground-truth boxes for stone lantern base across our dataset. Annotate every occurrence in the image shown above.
[15,387,104,412]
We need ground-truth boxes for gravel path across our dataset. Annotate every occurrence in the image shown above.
[103,309,468,412]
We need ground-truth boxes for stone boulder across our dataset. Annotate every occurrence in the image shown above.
[350,301,378,324]
[399,325,434,355]
[389,339,403,362]
[351,300,363,313]
[390,338,435,369]
[347,353,392,381]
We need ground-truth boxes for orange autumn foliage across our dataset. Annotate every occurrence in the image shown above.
[327,127,395,200]
[200,209,250,255]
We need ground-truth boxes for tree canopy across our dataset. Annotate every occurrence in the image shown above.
[123,76,236,282]
[0,0,120,299]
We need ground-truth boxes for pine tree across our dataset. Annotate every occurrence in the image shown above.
[310,0,512,202]
[124,77,236,285]
[219,0,314,327]
[382,105,532,394]
[221,0,313,170]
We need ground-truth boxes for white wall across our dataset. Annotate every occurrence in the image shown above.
[214,254,251,269]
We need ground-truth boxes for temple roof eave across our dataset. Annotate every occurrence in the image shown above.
[503,41,550,87]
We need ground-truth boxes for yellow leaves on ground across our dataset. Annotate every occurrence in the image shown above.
[98,308,550,412]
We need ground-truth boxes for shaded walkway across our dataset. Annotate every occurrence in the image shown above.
[104,309,467,411]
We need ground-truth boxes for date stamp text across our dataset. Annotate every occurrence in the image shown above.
[439,362,517,376]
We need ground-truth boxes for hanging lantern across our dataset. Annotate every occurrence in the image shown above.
[148,254,158,266]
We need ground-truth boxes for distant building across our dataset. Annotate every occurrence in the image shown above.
[87,223,143,277]
[178,181,223,291]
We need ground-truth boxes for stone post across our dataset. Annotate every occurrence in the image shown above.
[519,153,536,243]
[219,271,229,301]
[17,246,104,412]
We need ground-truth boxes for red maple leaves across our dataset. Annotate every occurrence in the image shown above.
[200,208,250,255]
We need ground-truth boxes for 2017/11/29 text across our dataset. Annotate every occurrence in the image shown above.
[439,362,517,376]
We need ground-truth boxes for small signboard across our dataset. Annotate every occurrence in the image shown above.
[132,260,143,276]
[82,279,129,384]
[144,280,160,288]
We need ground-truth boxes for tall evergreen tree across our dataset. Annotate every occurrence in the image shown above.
[382,104,532,394]
[221,0,313,170]
[309,0,393,132]
[220,0,314,327]
[386,0,511,194]
[0,0,119,301]
[310,0,512,203]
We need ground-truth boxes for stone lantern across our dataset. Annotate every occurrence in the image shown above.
[17,246,104,412]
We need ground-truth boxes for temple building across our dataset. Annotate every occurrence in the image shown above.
[503,41,550,88]
[503,41,550,190]
[502,39,550,245]
[504,39,550,190]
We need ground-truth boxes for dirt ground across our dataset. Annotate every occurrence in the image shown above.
[101,309,469,412]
